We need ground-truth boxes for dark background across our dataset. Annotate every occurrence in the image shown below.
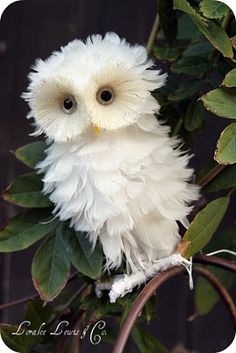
[0,1,235,352]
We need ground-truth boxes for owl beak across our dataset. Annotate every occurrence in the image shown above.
[93,126,101,136]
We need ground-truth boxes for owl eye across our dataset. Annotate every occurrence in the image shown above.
[96,87,114,105]
[62,96,77,114]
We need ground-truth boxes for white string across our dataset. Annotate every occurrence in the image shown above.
[206,249,236,257]
[181,256,194,290]
[38,215,58,225]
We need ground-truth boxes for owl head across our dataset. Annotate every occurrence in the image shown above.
[23,32,166,143]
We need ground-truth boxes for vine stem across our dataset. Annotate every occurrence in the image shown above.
[194,254,236,273]
[146,11,160,56]
[112,266,236,353]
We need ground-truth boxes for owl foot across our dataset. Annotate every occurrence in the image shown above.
[108,254,192,303]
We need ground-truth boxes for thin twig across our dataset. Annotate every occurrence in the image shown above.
[58,284,86,315]
[198,164,226,188]
[0,293,39,311]
[112,267,184,353]
[146,12,160,56]
[0,271,79,312]
[195,267,236,326]
[194,254,236,273]
[47,284,87,327]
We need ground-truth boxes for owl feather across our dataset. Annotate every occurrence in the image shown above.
[23,33,199,301]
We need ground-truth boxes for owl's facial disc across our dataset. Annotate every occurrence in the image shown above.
[61,95,77,114]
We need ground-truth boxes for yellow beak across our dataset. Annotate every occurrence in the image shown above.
[94,126,101,135]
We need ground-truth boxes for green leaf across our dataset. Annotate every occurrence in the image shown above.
[153,46,182,61]
[2,173,52,208]
[232,36,236,49]
[182,197,229,258]
[177,14,200,41]
[158,0,178,44]
[80,291,122,319]
[215,123,236,164]
[32,226,70,302]
[120,293,138,326]
[168,80,202,101]
[202,88,236,118]
[222,68,236,87]
[25,300,55,329]
[0,325,38,353]
[183,41,214,57]
[174,0,202,17]
[184,100,205,131]
[0,210,57,252]
[142,295,157,323]
[131,325,169,353]
[174,0,233,58]
[15,141,47,168]
[200,0,229,19]
[61,228,103,279]
[171,57,210,76]
[204,164,236,192]
[190,17,233,58]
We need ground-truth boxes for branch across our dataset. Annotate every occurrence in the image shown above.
[194,254,236,273]
[146,12,160,56]
[0,293,39,312]
[195,267,236,326]
[198,164,226,188]
[0,271,79,312]
[47,284,87,328]
[112,267,184,353]
[58,284,87,315]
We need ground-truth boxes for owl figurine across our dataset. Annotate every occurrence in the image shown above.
[23,33,199,302]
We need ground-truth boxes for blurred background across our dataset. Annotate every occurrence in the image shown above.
[0,1,235,352]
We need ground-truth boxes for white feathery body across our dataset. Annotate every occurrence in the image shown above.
[23,33,199,274]
[37,116,198,272]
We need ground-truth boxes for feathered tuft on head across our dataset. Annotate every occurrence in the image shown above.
[22,32,167,143]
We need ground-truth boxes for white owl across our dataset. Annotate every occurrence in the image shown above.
[23,33,199,302]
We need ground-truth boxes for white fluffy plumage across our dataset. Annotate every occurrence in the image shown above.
[23,33,199,276]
